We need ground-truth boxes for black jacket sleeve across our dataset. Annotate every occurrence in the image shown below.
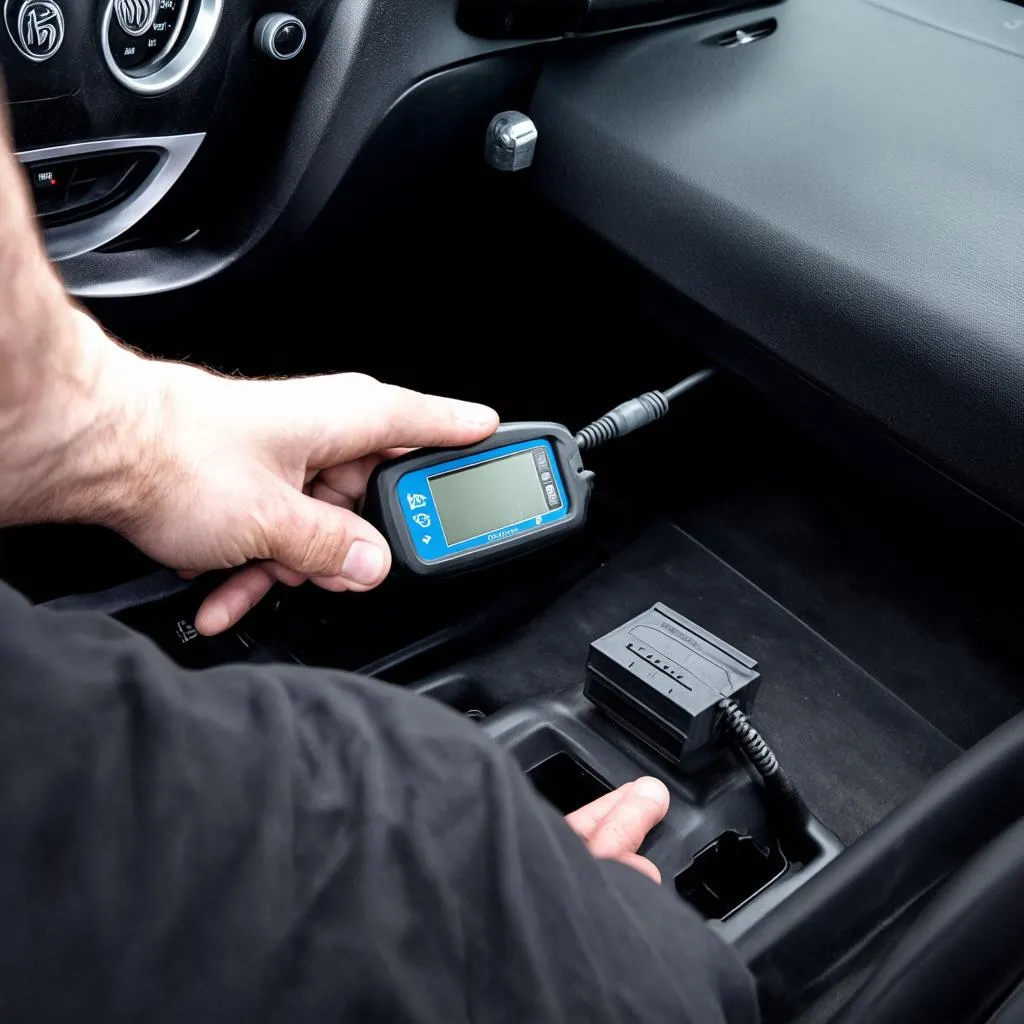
[0,582,758,1023]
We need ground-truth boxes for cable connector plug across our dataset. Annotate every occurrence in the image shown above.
[574,367,717,452]
[575,391,669,452]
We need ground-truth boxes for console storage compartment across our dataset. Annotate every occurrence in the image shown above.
[527,752,612,814]
[676,831,787,920]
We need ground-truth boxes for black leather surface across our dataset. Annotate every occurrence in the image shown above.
[530,0,1024,518]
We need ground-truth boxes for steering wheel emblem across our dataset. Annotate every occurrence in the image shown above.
[113,0,157,37]
[4,0,64,61]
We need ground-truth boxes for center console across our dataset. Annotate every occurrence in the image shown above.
[421,676,841,940]
[31,498,1024,1022]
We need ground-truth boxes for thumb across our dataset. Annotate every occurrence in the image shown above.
[585,777,670,860]
[267,489,392,586]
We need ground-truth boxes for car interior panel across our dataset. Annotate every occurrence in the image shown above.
[3,0,1024,1019]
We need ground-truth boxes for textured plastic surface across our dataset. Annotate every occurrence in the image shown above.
[456,0,772,38]
[530,0,1024,518]
[464,687,841,943]
[585,602,760,763]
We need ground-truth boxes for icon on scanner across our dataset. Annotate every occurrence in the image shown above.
[412,512,431,528]
[407,493,428,511]
[422,535,432,545]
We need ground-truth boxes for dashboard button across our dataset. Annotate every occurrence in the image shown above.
[106,0,181,71]
[30,163,69,213]
[31,164,63,190]
[254,13,306,60]
[101,0,222,94]
[4,0,65,62]
[112,0,156,36]
[272,20,302,56]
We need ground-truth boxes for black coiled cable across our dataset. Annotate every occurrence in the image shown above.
[717,698,780,777]
[718,697,812,860]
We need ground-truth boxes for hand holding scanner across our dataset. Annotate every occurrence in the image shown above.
[363,371,717,577]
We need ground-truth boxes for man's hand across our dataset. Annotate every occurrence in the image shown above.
[0,108,498,631]
[115,339,498,635]
[565,777,670,883]
[1,312,498,634]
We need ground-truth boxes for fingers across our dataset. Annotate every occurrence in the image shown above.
[295,375,499,467]
[194,561,305,635]
[564,778,669,885]
[267,491,392,585]
[195,486,395,635]
[585,777,670,861]
[365,382,498,451]
[312,454,386,509]
[195,563,276,635]
[617,853,662,885]
[564,784,634,841]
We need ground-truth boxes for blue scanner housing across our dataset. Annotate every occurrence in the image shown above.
[364,422,593,577]
[396,438,570,562]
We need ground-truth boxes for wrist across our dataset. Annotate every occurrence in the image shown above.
[0,308,169,530]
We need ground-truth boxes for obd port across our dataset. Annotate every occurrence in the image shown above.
[675,831,787,920]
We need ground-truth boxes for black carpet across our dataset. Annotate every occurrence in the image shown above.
[676,464,1024,752]
[454,519,960,845]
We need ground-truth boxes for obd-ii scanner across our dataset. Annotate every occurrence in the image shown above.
[365,369,716,577]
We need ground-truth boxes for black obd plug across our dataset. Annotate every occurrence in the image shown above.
[585,603,812,857]
[584,603,760,767]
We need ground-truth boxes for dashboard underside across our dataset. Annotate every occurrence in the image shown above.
[529,0,1024,520]
[2,0,1022,527]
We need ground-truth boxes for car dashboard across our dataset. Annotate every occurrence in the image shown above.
[4,0,1021,522]
[4,1,1024,1022]
[4,0,541,294]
